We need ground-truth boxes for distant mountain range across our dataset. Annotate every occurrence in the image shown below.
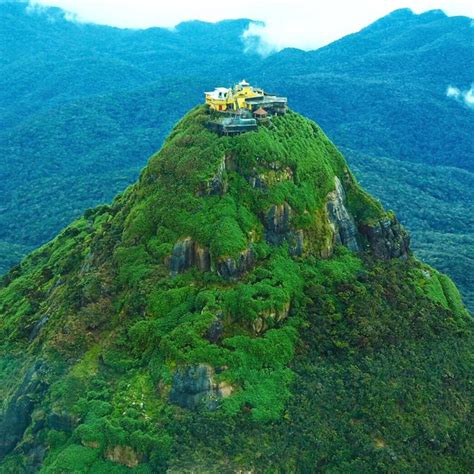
[1,2,473,309]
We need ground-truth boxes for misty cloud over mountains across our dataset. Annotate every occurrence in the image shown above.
[447,84,474,109]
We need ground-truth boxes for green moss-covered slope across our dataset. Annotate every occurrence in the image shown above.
[0,107,472,472]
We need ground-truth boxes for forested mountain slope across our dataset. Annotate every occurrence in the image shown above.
[0,107,471,472]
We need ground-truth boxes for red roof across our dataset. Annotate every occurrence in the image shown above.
[254,107,268,116]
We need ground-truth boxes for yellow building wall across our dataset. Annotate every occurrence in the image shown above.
[234,87,263,109]
[206,97,230,111]
[206,85,264,111]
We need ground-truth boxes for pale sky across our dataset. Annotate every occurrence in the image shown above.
[29,0,474,50]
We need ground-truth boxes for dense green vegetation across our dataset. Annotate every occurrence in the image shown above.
[261,8,474,309]
[0,108,471,472]
[347,149,474,313]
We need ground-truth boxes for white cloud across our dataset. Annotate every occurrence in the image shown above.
[28,0,474,50]
[447,85,474,109]
[466,88,474,108]
[447,86,461,98]
[242,22,278,57]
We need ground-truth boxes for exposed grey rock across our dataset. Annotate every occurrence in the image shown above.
[265,202,292,245]
[0,361,48,459]
[252,302,291,334]
[289,229,305,257]
[47,277,63,295]
[248,175,266,189]
[238,248,255,273]
[224,153,237,172]
[217,257,238,279]
[217,247,254,280]
[28,315,49,341]
[263,203,305,256]
[326,177,360,252]
[207,156,227,196]
[170,238,211,275]
[170,237,194,275]
[47,411,75,432]
[205,312,224,343]
[170,238,253,279]
[169,364,231,411]
[194,244,211,272]
[360,216,410,259]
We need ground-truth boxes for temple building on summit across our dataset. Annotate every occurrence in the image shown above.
[205,80,288,135]
[205,80,288,115]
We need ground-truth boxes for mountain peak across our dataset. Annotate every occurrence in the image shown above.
[366,7,450,32]
[382,7,448,21]
[174,18,253,33]
[0,105,471,472]
[419,8,449,19]
[138,105,409,269]
[386,7,415,18]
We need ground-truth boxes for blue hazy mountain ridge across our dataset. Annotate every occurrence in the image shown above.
[0,3,473,310]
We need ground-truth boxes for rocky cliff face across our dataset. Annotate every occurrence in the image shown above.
[170,237,211,275]
[169,364,233,410]
[170,159,410,282]
[0,362,48,460]
[264,202,292,245]
[216,247,255,279]
[263,203,304,257]
[325,176,410,260]
[360,216,410,259]
[326,177,360,253]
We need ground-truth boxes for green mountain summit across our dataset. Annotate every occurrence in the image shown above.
[0,107,472,472]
